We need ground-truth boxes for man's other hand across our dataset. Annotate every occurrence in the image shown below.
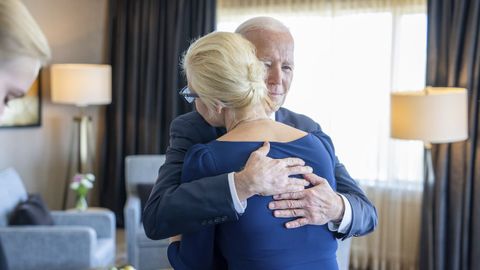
[268,173,345,228]
[234,142,312,201]
[169,234,182,243]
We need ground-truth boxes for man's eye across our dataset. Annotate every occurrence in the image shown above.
[282,66,293,71]
[263,62,272,68]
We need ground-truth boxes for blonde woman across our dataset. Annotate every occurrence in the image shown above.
[167,32,338,269]
[0,0,50,115]
[0,1,49,268]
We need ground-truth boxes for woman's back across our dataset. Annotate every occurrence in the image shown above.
[178,127,339,270]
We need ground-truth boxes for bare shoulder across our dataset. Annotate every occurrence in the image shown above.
[219,120,307,142]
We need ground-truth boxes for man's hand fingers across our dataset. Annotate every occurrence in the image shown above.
[303,173,327,186]
[284,183,307,193]
[269,198,305,210]
[285,218,309,229]
[289,178,309,187]
[253,141,271,156]
[287,165,312,176]
[273,190,305,200]
[282,157,305,167]
[273,209,306,218]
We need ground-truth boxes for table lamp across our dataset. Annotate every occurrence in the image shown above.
[50,64,112,209]
[391,86,468,183]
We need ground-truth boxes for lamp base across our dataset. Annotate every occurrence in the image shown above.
[420,143,435,270]
[62,112,94,210]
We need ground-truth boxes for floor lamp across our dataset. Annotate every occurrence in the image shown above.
[50,64,112,209]
[390,87,468,269]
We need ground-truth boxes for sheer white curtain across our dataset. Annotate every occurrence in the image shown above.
[218,0,426,269]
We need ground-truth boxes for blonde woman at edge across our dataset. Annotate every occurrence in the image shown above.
[0,0,50,269]
[167,32,338,270]
[0,0,50,116]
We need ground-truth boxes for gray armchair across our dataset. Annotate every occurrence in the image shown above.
[124,155,170,270]
[0,168,116,270]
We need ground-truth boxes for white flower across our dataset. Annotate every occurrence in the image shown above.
[70,182,80,190]
[85,173,95,182]
[70,172,95,196]
[81,179,94,189]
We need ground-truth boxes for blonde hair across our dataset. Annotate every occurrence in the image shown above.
[183,32,274,115]
[0,0,51,63]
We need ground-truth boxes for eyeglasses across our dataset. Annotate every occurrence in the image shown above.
[179,86,199,103]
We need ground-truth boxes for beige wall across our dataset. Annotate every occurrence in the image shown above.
[0,0,109,209]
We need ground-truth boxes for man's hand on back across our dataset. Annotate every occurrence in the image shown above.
[234,142,312,201]
[268,173,345,228]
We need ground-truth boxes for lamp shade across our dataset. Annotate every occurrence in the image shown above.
[50,64,112,106]
[390,87,468,143]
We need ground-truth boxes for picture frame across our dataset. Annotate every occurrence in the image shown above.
[0,71,42,128]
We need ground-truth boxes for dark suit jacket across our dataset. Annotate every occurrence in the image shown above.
[143,107,377,240]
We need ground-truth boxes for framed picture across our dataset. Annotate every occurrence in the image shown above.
[0,72,42,128]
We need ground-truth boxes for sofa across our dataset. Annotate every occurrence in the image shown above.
[0,167,116,270]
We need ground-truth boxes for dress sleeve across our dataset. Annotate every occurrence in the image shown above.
[311,130,336,165]
[181,143,217,183]
[168,143,220,270]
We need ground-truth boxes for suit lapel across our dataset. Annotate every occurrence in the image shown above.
[275,108,294,127]
[216,127,227,137]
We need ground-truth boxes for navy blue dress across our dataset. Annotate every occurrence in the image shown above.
[168,133,338,270]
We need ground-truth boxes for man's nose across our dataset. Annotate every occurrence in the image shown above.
[267,66,282,85]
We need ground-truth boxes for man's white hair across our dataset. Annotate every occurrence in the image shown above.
[235,16,291,35]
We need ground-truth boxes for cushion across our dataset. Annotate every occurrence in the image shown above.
[137,183,154,220]
[9,194,54,225]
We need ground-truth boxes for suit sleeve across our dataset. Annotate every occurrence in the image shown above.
[143,117,239,240]
[311,127,378,239]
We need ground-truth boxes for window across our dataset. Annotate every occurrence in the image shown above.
[217,5,426,182]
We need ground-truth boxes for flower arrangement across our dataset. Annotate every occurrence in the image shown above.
[70,173,95,211]
[110,265,136,270]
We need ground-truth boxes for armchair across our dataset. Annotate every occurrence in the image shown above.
[124,155,170,270]
[0,168,116,270]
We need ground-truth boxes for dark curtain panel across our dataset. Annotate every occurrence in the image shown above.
[101,0,216,226]
[421,0,480,269]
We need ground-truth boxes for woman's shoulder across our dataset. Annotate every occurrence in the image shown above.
[219,120,308,143]
[185,143,214,165]
[307,132,336,162]
[182,143,218,182]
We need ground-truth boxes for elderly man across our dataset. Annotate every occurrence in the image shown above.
[144,17,377,242]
